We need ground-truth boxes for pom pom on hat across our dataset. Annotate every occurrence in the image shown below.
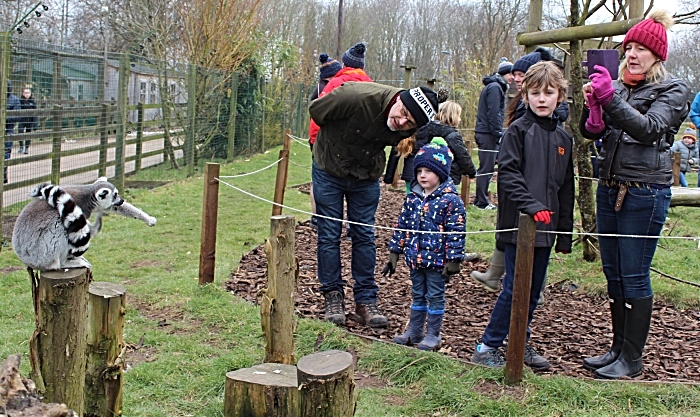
[436,87,449,104]
[512,47,553,74]
[414,137,453,182]
[342,42,366,69]
[400,86,439,128]
[623,10,674,62]
[497,57,514,75]
[318,53,342,80]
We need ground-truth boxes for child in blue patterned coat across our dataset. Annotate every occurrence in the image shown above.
[382,137,466,351]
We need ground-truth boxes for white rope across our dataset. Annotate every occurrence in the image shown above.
[288,134,311,148]
[219,158,283,178]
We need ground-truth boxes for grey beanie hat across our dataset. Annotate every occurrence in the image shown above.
[497,57,513,75]
[342,42,366,69]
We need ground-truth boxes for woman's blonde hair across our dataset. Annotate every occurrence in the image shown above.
[436,100,462,128]
[618,59,668,84]
[521,61,568,105]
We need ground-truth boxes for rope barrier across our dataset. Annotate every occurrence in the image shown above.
[218,158,283,178]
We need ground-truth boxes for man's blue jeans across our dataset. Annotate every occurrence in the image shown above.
[409,267,446,312]
[596,183,671,299]
[481,243,551,348]
[312,162,380,304]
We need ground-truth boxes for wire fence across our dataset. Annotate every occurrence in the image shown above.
[0,34,314,223]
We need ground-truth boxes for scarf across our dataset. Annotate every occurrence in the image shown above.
[622,69,646,87]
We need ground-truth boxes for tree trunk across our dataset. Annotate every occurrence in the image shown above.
[224,363,298,417]
[569,0,598,262]
[297,350,356,417]
[28,267,92,416]
[84,282,127,417]
[262,216,298,365]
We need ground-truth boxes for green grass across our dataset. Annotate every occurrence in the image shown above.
[0,145,699,416]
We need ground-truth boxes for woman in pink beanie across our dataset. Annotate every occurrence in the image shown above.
[578,10,690,380]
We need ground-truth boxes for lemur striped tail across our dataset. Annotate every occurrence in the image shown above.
[30,183,91,256]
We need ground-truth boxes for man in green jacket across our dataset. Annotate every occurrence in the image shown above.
[309,81,438,328]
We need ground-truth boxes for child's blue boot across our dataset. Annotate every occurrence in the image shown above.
[417,311,443,351]
[393,306,427,346]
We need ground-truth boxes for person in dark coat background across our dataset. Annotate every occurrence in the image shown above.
[473,57,514,210]
[19,88,37,154]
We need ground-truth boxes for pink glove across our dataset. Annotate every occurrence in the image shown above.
[585,93,605,134]
[533,210,552,225]
[589,65,615,106]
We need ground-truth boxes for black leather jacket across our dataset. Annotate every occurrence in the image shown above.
[580,74,690,184]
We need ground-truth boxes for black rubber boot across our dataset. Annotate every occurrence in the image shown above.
[594,296,653,379]
[417,313,443,351]
[583,297,625,371]
[393,307,427,346]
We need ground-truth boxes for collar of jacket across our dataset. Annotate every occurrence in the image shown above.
[524,107,559,131]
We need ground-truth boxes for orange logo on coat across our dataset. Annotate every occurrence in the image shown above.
[558,146,565,155]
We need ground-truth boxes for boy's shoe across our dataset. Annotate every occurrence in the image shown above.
[524,344,551,371]
[354,303,388,328]
[475,203,497,210]
[471,345,505,368]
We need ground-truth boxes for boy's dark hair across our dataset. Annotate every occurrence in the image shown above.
[521,61,568,105]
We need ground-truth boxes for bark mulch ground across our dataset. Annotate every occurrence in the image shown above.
[226,182,700,383]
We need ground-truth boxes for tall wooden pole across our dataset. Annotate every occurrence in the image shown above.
[271,130,291,217]
[336,0,344,59]
[505,214,536,385]
[199,162,220,285]
[525,0,543,53]
[629,0,644,19]
[114,54,128,192]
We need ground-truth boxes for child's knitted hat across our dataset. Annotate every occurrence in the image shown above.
[682,127,696,142]
[342,42,366,69]
[318,53,342,79]
[512,47,553,74]
[414,137,453,182]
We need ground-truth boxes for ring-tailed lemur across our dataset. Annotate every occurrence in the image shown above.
[12,177,157,271]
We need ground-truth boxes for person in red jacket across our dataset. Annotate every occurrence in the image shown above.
[308,42,373,145]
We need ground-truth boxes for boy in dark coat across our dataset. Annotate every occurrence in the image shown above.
[384,138,466,351]
[471,61,575,370]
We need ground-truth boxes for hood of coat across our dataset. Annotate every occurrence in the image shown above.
[414,121,456,151]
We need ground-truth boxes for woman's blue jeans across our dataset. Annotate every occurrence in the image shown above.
[312,162,380,304]
[481,243,551,348]
[596,183,671,299]
[679,172,688,187]
[409,267,446,312]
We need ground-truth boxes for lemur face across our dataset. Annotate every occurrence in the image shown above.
[95,186,124,210]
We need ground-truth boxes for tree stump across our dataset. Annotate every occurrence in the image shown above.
[85,282,127,417]
[261,215,298,364]
[28,267,91,416]
[224,363,298,417]
[297,350,356,417]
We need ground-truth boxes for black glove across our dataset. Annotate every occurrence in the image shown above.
[381,253,400,277]
[442,262,461,283]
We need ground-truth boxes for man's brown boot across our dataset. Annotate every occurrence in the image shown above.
[355,303,388,328]
[324,291,346,326]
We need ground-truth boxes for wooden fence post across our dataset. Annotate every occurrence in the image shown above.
[114,54,129,192]
[186,63,197,176]
[98,103,109,178]
[672,151,681,186]
[227,74,238,163]
[297,350,356,417]
[28,268,92,415]
[199,162,220,285]
[224,363,298,417]
[50,105,63,185]
[135,102,144,174]
[0,31,10,210]
[505,213,536,385]
[262,215,297,364]
[461,175,470,206]
[271,129,291,217]
[84,282,126,417]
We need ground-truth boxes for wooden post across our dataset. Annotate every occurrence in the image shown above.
[672,151,681,187]
[224,363,298,417]
[460,175,470,206]
[28,267,92,415]
[227,74,238,162]
[84,282,126,417]
[0,32,10,208]
[297,350,355,417]
[271,130,291,217]
[115,54,129,192]
[262,215,297,364]
[199,162,220,285]
[50,105,62,185]
[135,102,144,174]
[401,65,416,89]
[525,0,543,52]
[629,0,644,19]
[186,62,197,176]
[518,18,642,47]
[505,214,536,385]
[98,103,109,177]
